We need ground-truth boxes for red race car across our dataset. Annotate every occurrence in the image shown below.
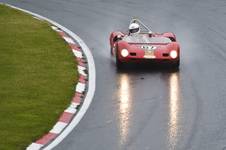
[110,18,180,68]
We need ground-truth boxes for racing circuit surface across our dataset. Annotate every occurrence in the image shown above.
[1,0,226,149]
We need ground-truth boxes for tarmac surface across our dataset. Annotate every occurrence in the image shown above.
[1,0,226,149]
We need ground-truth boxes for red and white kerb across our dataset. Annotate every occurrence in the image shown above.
[26,26,89,150]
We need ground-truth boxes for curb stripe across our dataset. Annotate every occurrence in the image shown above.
[58,112,74,123]
[64,106,77,114]
[33,16,43,21]
[51,26,61,32]
[36,133,57,145]
[72,49,83,58]
[76,82,86,93]
[62,36,75,44]
[71,102,80,108]
[69,43,81,50]
[77,59,86,67]
[79,75,87,83]
[58,31,67,37]
[78,65,86,71]
[72,92,83,104]
[49,122,67,134]
[78,66,87,77]
[27,143,43,150]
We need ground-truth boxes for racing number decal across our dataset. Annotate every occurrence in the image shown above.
[141,45,157,50]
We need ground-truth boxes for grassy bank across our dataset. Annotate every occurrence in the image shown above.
[0,4,77,150]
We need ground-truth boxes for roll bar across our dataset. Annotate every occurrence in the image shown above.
[129,18,153,33]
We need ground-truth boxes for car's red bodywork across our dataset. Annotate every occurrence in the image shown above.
[110,28,180,68]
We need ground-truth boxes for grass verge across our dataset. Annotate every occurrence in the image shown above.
[0,4,77,150]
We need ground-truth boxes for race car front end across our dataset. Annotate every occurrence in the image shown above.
[116,40,180,68]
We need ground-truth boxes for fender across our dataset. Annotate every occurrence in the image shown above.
[110,32,124,55]
[110,32,124,47]
[163,32,177,42]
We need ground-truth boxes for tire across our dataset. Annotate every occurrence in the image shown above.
[116,50,123,69]
[172,59,180,69]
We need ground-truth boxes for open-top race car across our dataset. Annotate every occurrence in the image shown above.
[110,18,180,68]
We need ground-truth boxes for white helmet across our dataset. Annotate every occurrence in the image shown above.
[129,23,140,34]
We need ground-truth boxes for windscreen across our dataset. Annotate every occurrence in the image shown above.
[123,35,171,44]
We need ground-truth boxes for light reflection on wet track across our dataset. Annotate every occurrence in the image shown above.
[116,70,182,149]
[168,73,181,150]
[118,73,132,145]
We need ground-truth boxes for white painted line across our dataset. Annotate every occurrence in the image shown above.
[72,49,83,58]
[26,143,43,150]
[76,82,86,93]
[50,122,67,134]
[63,36,75,44]
[3,4,96,150]
[64,106,77,114]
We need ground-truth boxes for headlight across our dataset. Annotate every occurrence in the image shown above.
[170,50,177,59]
[121,49,129,57]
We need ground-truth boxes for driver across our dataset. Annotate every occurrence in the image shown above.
[129,22,140,35]
[126,21,150,43]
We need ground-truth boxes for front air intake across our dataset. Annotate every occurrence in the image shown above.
[163,53,169,57]
[130,52,136,56]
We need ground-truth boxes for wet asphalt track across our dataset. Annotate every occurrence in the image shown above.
[1,0,226,149]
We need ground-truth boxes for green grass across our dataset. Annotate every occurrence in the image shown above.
[0,4,77,150]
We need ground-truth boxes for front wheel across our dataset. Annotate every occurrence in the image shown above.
[115,51,123,69]
[172,59,180,69]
